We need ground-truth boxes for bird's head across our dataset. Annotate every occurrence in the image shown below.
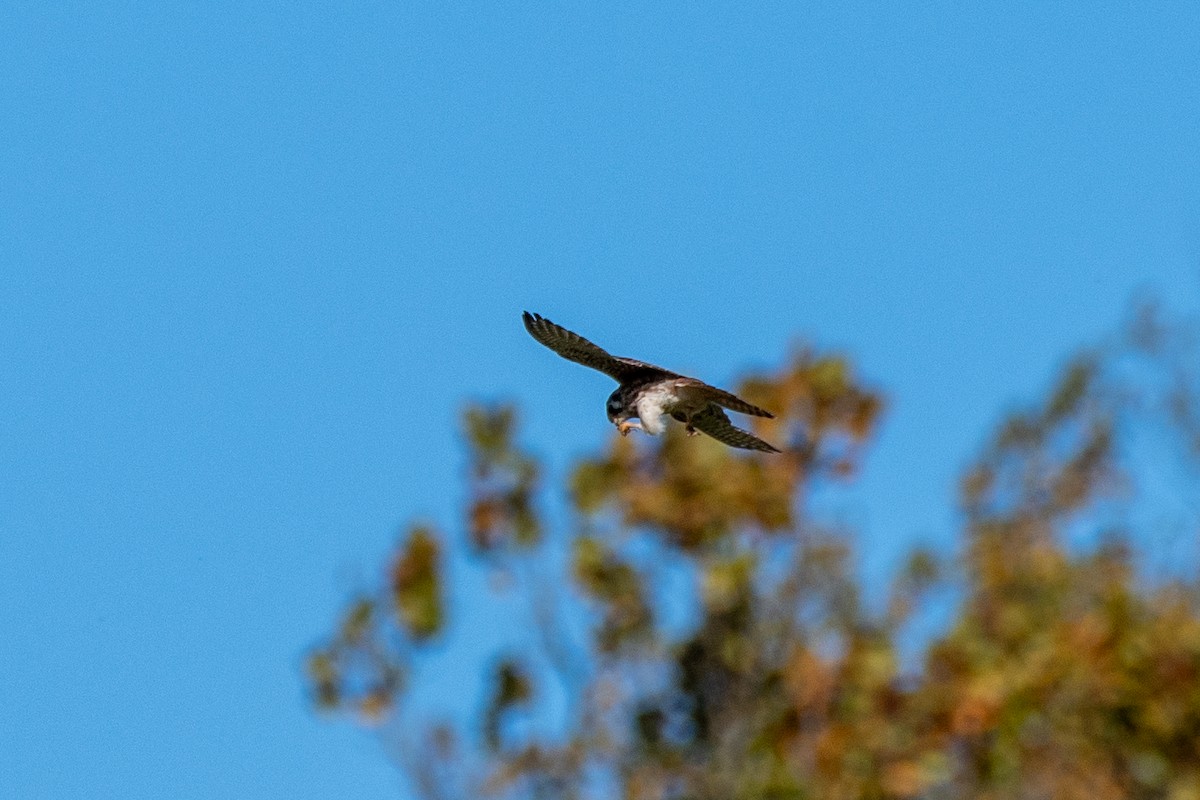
[605,389,629,423]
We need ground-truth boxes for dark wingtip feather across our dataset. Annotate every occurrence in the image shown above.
[744,438,781,454]
[748,426,781,452]
[747,434,781,453]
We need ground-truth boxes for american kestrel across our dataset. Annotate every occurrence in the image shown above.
[522,312,780,453]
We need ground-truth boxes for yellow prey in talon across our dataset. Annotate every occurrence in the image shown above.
[617,420,642,436]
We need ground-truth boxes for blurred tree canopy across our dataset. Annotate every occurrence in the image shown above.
[307,304,1200,800]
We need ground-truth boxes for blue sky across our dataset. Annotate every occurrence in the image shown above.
[3,3,1200,798]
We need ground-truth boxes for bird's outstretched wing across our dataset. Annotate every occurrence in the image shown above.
[689,404,780,453]
[522,312,677,383]
[676,379,774,419]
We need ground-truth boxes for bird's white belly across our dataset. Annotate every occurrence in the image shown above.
[635,384,682,435]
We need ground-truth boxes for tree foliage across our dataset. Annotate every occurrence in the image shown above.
[307,305,1200,800]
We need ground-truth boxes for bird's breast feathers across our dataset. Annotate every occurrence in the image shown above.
[634,379,707,435]
[633,384,676,435]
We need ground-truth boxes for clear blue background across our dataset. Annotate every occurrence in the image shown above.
[3,3,1199,798]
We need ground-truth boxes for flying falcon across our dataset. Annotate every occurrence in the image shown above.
[522,312,780,453]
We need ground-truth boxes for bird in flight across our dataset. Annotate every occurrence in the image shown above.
[522,312,780,453]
